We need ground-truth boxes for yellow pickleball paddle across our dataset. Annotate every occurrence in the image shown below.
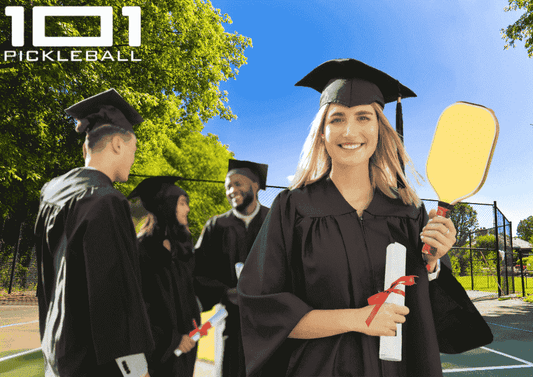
[423,101,499,256]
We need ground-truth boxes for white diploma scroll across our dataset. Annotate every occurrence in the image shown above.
[379,242,407,362]
[174,307,228,357]
[235,262,244,280]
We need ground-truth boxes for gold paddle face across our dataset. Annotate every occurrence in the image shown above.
[426,102,499,205]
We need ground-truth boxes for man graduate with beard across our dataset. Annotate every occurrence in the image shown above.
[194,159,269,377]
[34,89,154,377]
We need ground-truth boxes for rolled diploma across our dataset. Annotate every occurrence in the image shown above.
[174,307,228,357]
[379,242,406,362]
[235,262,244,280]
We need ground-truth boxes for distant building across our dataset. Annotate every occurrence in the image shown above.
[512,237,532,258]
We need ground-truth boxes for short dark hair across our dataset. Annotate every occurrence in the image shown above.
[86,124,134,151]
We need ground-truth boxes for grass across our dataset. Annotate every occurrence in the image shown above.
[455,275,533,296]
[0,350,44,377]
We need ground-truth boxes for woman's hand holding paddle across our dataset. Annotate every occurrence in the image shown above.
[420,209,457,271]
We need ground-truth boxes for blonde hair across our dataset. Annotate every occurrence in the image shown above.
[291,102,421,207]
[138,212,157,238]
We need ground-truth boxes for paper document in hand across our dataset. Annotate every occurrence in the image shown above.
[380,242,407,362]
[174,307,228,357]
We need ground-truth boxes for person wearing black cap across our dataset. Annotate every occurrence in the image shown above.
[193,159,270,377]
[34,89,154,377]
[128,176,201,377]
[237,59,493,377]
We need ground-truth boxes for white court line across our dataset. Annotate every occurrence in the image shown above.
[0,347,41,363]
[443,346,533,373]
[0,320,38,329]
[444,364,533,373]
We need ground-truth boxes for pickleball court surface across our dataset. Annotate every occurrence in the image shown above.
[1,292,532,376]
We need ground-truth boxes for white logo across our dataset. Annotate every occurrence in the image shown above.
[5,6,141,47]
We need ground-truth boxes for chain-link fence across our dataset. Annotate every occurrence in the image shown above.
[423,199,530,298]
[2,184,529,299]
[0,181,288,293]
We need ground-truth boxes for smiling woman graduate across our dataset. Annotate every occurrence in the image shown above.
[237,59,493,377]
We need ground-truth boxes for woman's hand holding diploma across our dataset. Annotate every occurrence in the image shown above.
[359,303,410,337]
[287,304,409,339]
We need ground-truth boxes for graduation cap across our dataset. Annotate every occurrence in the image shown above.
[227,159,269,190]
[295,58,416,109]
[128,176,187,214]
[65,88,143,134]
[296,58,416,187]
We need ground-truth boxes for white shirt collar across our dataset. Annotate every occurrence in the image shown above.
[232,201,261,228]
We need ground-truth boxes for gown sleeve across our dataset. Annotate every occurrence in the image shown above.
[81,192,154,365]
[419,205,494,353]
[429,263,494,353]
[237,191,313,377]
[194,217,233,311]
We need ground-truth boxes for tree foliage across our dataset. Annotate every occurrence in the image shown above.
[450,233,498,276]
[517,215,533,241]
[0,0,251,219]
[501,0,533,57]
[449,203,479,246]
[0,0,252,287]
[447,203,479,276]
[126,129,234,240]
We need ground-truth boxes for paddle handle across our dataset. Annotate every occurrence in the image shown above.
[422,201,454,258]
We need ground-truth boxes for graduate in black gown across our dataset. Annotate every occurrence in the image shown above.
[34,89,154,377]
[237,59,493,377]
[194,159,270,377]
[128,176,201,377]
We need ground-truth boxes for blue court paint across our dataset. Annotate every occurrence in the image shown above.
[487,322,533,334]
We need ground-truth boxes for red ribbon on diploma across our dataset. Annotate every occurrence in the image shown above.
[365,275,417,327]
[189,319,212,338]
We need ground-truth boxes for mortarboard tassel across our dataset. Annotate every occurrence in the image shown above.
[395,82,406,189]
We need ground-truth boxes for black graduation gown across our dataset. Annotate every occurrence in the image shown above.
[34,167,154,376]
[238,178,493,377]
[194,205,270,377]
[138,231,201,377]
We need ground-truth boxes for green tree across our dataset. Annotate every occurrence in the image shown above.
[474,234,499,261]
[127,130,234,240]
[447,203,479,276]
[517,216,533,241]
[0,0,251,288]
[1,0,251,218]
[501,1,533,57]
[449,203,479,246]
[524,255,533,271]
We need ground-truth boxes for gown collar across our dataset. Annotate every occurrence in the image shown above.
[297,177,421,219]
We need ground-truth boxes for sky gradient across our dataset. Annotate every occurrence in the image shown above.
[202,0,533,234]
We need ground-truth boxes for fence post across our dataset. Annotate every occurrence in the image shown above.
[494,201,501,297]
[501,217,509,295]
[519,247,526,297]
[8,221,24,294]
[509,222,515,294]
[469,232,474,290]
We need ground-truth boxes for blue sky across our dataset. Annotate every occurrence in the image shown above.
[202,0,533,234]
